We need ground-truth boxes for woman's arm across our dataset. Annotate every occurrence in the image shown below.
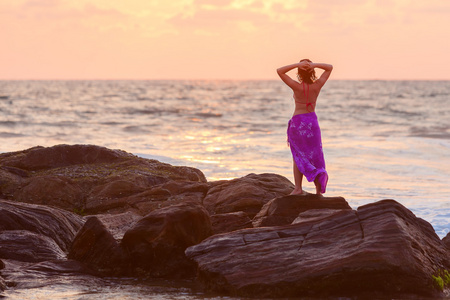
[311,63,333,87]
[277,61,310,89]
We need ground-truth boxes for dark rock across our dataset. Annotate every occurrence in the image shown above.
[14,175,84,210]
[122,201,212,278]
[25,259,98,276]
[0,230,66,262]
[0,259,104,289]
[0,144,131,171]
[211,211,252,234]
[68,217,127,275]
[0,200,83,252]
[186,199,450,298]
[0,259,4,270]
[203,173,294,218]
[0,144,207,215]
[94,211,141,241]
[87,181,209,216]
[443,232,450,250]
[252,194,351,227]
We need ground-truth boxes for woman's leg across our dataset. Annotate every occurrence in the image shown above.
[314,177,322,195]
[290,161,305,195]
[314,173,327,195]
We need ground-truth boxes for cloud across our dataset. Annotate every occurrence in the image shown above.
[23,0,60,8]
[169,0,311,37]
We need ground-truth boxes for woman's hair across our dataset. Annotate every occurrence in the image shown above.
[297,59,316,84]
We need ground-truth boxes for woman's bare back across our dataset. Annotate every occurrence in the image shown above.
[292,82,321,115]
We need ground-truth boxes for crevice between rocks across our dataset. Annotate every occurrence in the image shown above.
[355,211,365,240]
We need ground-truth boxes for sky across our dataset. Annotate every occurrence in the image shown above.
[1,0,449,80]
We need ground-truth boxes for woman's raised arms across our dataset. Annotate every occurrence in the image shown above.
[277,61,332,88]
[276,61,311,90]
[311,63,333,87]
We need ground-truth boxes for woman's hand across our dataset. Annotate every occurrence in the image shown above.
[298,60,312,72]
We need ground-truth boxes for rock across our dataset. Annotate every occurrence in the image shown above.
[0,259,104,290]
[25,259,98,276]
[292,208,349,225]
[0,258,5,292]
[14,175,84,210]
[87,181,209,216]
[203,173,294,218]
[68,217,127,275]
[252,194,351,227]
[0,144,130,171]
[443,232,450,250]
[0,230,66,262]
[186,200,450,298]
[0,277,4,292]
[211,212,253,235]
[0,200,83,252]
[94,211,142,241]
[121,201,212,278]
[0,144,207,215]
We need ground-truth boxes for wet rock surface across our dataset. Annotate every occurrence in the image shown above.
[0,230,66,262]
[0,145,448,299]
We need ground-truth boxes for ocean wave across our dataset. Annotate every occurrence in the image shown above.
[194,112,223,118]
[0,121,16,126]
[0,132,26,138]
[409,126,450,139]
[122,125,154,133]
[125,108,182,115]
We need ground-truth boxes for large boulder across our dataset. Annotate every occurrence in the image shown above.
[210,211,253,235]
[0,144,130,171]
[203,173,294,218]
[68,217,127,275]
[252,194,351,227]
[186,200,450,298]
[93,211,142,241]
[0,230,66,262]
[0,200,83,252]
[121,201,212,278]
[0,144,207,215]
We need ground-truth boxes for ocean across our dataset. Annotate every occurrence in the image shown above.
[0,80,449,299]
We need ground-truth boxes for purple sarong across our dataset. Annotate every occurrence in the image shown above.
[287,112,328,193]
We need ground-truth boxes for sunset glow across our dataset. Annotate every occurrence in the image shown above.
[1,0,449,80]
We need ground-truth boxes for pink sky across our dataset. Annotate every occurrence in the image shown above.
[1,0,449,80]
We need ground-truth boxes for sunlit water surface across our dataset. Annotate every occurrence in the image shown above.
[0,80,449,299]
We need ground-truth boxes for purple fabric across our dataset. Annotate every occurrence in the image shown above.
[287,112,328,193]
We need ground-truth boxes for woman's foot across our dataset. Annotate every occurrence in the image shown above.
[290,188,307,195]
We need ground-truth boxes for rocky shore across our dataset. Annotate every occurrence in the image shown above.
[0,144,449,299]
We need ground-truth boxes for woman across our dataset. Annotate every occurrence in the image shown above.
[277,59,333,195]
